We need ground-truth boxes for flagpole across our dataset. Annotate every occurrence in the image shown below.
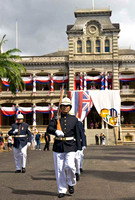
[92,0,94,10]
[16,20,18,49]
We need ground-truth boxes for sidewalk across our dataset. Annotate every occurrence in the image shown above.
[0,145,135,200]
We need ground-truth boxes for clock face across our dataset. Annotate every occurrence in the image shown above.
[87,25,98,36]
[89,25,97,34]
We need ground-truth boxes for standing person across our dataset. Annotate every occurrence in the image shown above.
[8,114,31,173]
[35,131,41,150]
[95,134,99,145]
[43,131,50,151]
[102,133,106,146]
[100,133,103,145]
[0,133,5,150]
[47,97,81,198]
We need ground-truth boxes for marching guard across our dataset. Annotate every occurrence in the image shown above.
[47,97,81,198]
[8,114,31,173]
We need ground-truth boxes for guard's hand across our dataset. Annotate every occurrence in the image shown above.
[55,130,64,137]
[13,129,18,134]
[27,142,31,147]
[82,146,86,150]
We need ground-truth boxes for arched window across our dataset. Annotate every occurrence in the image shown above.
[86,40,91,53]
[105,39,110,52]
[95,40,100,53]
[77,40,82,53]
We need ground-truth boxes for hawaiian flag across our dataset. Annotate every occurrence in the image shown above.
[69,91,93,121]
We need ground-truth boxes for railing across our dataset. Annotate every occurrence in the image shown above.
[0,90,68,97]
[120,89,135,95]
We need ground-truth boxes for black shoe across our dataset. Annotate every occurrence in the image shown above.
[80,168,83,173]
[22,168,26,173]
[15,170,21,173]
[68,185,74,194]
[75,173,80,181]
[58,193,65,198]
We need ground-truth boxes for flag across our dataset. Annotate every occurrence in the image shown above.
[69,91,93,121]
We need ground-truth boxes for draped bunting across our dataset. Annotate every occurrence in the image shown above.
[85,75,101,83]
[119,74,135,82]
[19,107,33,114]
[2,78,10,87]
[1,107,16,116]
[22,77,33,85]
[53,75,68,84]
[121,105,135,112]
[36,76,50,84]
[36,106,50,113]
[1,106,58,116]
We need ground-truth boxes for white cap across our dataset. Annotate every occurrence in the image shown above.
[17,114,24,119]
[60,97,72,107]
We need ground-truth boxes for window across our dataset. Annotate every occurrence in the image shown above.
[95,40,100,53]
[77,40,82,53]
[86,40,91,53]
[105,39,110,52]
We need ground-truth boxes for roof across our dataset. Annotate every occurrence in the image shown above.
[42,50,69,57]
[119,49,135,55]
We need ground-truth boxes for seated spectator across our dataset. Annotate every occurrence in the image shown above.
[90,120,94,129]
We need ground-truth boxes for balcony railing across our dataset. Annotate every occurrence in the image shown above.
[120,89,135,95]
[0,90,68,97]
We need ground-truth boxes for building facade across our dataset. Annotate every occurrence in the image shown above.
[0,9,135,144]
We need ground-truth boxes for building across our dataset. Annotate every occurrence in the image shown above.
[0,8,135,144]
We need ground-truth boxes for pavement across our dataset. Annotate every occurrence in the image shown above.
[1,144,135,200]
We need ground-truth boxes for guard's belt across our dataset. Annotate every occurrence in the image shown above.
[55,137,75,141]
[14,135,27,138]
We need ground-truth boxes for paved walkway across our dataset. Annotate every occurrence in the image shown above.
[1,144,135,200]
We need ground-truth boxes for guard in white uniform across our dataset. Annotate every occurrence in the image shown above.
[47,97,81,198]
[8,114,31,173]
[75,119,87,180]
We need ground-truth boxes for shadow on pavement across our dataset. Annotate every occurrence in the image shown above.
[30,175,56,181]
[8,187,57,196]
[83,170,135,183]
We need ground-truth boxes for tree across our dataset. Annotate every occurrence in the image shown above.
[0,35,26,94]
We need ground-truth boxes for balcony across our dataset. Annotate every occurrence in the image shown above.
[120,89,135,95]
[0,90,68,98]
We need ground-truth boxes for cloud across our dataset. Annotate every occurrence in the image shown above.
[0,0,135,56]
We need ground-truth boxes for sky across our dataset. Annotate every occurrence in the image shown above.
[0,0,135,56]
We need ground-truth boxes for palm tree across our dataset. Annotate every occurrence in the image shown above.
[0,35,26,94]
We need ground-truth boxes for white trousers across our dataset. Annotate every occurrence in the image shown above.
[13,145,27,170]
[75,150,81,174]
[80,150,84,169]
[53,151,76,194]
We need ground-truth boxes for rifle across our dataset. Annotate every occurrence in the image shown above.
[57,84,64,130]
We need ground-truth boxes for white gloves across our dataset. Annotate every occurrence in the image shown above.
[82,146,86,150]
[55,130,64,137]
[13,129,18,134]
[27,142,31,147]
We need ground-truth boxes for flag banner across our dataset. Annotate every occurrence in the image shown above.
[119,74,135,82]
[1,107,16,116]
[22,77,33,85]
[69,90,120,126]
[121,105,135,112]
[19,107,33,114]
[53,75,68,84]
[36,76,50,84]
